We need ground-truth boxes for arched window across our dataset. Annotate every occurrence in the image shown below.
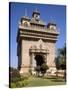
[23,22,28,27]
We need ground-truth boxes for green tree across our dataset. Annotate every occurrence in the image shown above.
[40,63,49,76]
[9,67,21,83]
[60,44,66,70]
[55,56,60,76]
[55,44,66,80]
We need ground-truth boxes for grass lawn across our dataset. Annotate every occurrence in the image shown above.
[26,76,66,87]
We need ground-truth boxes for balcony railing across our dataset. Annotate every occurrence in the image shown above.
[19,24,59,34]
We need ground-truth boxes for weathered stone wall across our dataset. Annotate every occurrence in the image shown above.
[45,42,56,67]
[19,39,56,74]
[20,39,37,73]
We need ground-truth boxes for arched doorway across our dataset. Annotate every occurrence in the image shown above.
[35,55,45,66]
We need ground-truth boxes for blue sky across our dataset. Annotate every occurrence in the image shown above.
[10,2,66,68]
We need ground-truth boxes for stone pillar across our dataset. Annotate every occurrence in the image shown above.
[31,53,35,71]
[30,53,33,71]
[44,54,47,63]
[30,52,36,74]
[33,55,36,69]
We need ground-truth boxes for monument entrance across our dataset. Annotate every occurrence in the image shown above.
[29,47,48,72]
[17,9,59,74]
[35,55,45,66]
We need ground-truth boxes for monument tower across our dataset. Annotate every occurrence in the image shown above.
[17,9,59,74]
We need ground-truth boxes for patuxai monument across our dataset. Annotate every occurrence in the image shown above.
[17,9,59,75]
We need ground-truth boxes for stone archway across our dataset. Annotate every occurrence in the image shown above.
[29,47,49,74]
[35,55,45,66]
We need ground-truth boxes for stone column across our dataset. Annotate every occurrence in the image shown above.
[30,53,33,71]
[33,55,36,69]
[44,54,47,63]
[31,53,35,71]
[30,52,36,73]
[31,53,37,75]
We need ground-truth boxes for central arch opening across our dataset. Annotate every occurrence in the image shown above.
[35,55,45,66]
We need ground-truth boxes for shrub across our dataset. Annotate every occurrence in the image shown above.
[16,81,23,87]
[9,67,30,88]
[21,73,30,80]
[10,80,29,88]
[15,80,29,87]
[9,67,21,83]
[21,80,29,87]
[10,83,16,88]
[40,63,49,76]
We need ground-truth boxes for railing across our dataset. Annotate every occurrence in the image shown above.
[19,24,59,34]
[19,25,45,30]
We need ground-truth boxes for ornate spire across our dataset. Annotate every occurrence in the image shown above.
[34,8,40,14]
[50,16,56,25]
[21,8,30,21]
[35,8,38,12]
[24,8,27,16]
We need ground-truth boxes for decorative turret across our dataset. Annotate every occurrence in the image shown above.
[20,16,30,26]
[47,22,56,30]
[32,9,40,21]
[20,9,30,26]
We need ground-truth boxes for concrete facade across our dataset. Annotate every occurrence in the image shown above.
[17,9,59,74]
